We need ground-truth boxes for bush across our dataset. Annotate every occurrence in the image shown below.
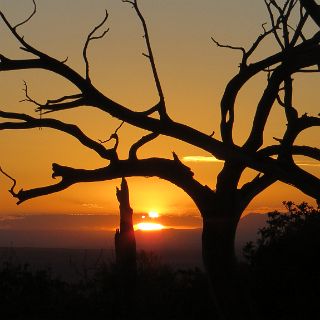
[0,250,211,319]
[243,202,320,320]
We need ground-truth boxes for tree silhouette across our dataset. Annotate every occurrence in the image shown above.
[243,202,320,319]
[244,201,320,264]
[0,1,319,319]
[300,0,320,27]
[114,177,137,290]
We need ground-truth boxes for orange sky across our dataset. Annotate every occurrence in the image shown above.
[0,0,319,229]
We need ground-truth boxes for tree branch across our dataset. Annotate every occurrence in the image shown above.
[281,114,320,146]
[242,1,314,151]
[290,9,309,46]
[243,64,287,150]
[0,49,270,166]
[300,0,320,28]
[244,44,320,151]
[19,81,87,115]
[0,167,19,198]
[0,13,91,93]
[240,145,320,211]
[98,121,125,159]
[0,32,230,163]
[281,163,320,203]
[239,173,277,212]
[218,27,320,144]
[129,132,159,160]
[20,80,43,108]
[13,0,37,30]
[37,97,87,114]
[212,18,281,71]
[220,144,318,212]
[83,10,109,82]
[0,9,49,58]
[3,157,209,205]
[246,22,281,61]
[211,37,245,56]
[264,0,285,49]
[0,110,117,160]
[99,121,124,143]
[123,0,168,120]
[0,3,319,208]
[3,105,314,194]
[2,5,318,166]
[0,55,89,93]
[220,30,320,146]
[259,145,320,161]
[243,107,320,205]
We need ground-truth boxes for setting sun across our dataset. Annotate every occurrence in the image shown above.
[134,222,164,231]
[148,211,159,218]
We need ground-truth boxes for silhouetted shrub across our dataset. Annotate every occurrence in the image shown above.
[244,202,320,320]
[90,250,212,319]
[0,250,211,319]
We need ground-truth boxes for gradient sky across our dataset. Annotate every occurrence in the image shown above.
[0,0,319,230]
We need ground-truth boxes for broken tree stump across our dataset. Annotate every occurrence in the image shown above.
[114,177,137,284]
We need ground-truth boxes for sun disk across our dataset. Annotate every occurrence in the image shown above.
[135,222,164,231]
[148,211,159,218]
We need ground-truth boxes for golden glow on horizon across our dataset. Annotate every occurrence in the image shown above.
[136,211,163,230]
[134,222,164,231]
[182,156,224,163]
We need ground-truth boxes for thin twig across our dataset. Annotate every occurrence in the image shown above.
[46,94,83,105]
[99,121,124,144]
[20,81,42,108]
[0,167,18,197]
[14,0,37,30]
[211,37,245,54]
[123,0,168,119]
[83,10,109,81]
[264,0,285,49]
[0,110,115,160]
[0,9,46,57]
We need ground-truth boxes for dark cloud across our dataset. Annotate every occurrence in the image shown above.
[0,214,119,231]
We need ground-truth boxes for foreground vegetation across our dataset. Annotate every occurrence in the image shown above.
[0,202,319,319]
[244,202,320,320]
[0,251,212,320]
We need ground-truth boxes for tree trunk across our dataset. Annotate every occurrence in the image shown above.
[114,177,137,289]
[202,210,258,320]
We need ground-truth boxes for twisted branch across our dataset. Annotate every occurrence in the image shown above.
[123,0,168,120]
[2,158,204,205]
[0,1,319,208]
[212,19,280,70]
[129,132,159,159]
[83,10,109,81]
[0,110,116,160]
[258,145,320,160]
[0,167,19,198]
[13,0,37,30]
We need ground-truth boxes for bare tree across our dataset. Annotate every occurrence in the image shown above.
[0,0,319,319]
